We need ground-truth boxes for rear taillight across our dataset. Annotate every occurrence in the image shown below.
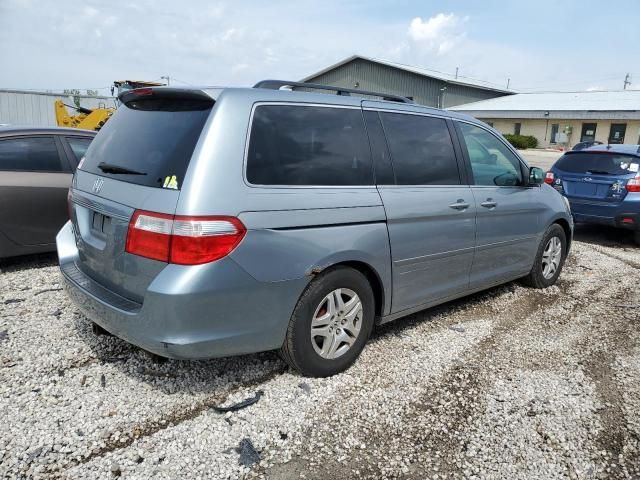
[626,176,640,192]
[131,88,153,96]
[544,172,555,185]
[125,210,246,265]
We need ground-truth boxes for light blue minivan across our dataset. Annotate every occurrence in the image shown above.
[57,81,573,377]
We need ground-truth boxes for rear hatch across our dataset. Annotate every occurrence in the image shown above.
[553,151,640,204]
[69,88,214,302]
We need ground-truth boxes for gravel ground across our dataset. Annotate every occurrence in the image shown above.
[1,228,639,479]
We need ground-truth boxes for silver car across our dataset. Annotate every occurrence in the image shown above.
[57,81,573,377]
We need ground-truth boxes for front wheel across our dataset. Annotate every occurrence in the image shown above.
[522,224,567,288]
[279,267,375,377]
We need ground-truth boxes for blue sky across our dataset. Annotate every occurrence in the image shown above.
[0,0,637,94]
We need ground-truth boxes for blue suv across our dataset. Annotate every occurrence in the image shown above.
[547,144,640,245]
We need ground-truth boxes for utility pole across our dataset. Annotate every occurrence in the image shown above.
[623,73,631,90]
[161,75,170,86]
[507,78,510,90]
[455,67,459,79]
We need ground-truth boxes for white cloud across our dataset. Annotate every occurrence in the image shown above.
[407,13,467,55]
[0,1,631,94]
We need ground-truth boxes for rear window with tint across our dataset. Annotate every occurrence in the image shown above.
[80,98,212,189]
[555,152,640,175]
[246,105,373,186]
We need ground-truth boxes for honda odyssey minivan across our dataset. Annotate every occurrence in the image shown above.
[57,81,573,377]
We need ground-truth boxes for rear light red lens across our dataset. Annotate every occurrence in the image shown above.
[622,217,635,224]
[626,176,640,192]
[125,210,173,262]
[125,210,246,265]
[544,172,555,185]
[131,88,153,96]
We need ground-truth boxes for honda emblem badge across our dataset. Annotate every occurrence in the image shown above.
[92,178,104,193]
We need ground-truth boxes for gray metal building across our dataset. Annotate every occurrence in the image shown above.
[301,55,513,108]
[0,89,116,127]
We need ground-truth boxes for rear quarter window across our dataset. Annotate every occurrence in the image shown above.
[65,136,93,163]
[246,104,373,186]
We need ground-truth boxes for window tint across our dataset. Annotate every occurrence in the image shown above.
[363,110,394,184]
[458,123,524,187]
[80,98,212,189]
[0,136,63,172]
[66,137,92,162]
[380,112,459,185]
[247,105,373,186]
[555,152,639,175]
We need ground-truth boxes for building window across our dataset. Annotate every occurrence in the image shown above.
[580,123,597,142]
[608,124,626,144]
[514,123,521,135]
[550,124,559,144]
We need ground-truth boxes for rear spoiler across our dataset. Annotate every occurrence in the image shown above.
[119,87,214,106]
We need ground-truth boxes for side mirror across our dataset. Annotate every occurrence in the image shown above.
[528,166,544,186]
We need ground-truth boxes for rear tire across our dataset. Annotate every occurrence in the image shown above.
[279,266,374,377]
[522,224,567,289]
[634,231,640,246]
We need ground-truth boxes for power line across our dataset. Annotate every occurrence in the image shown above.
[517,74,623,91]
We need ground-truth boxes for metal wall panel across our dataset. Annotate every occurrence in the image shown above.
[0,90,115,127]
[304,58,507,108]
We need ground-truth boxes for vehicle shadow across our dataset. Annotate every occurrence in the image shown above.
[573,224,637,248]
[72,280,521,395]
[71,311,285,396]
[0,252,58,273]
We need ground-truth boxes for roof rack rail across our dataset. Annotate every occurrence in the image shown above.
[253,79,414,104]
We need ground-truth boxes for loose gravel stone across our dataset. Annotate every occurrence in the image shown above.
[1,236,639,479]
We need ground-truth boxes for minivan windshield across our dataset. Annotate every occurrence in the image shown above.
[80,97,212,190]
[555,152,640,175]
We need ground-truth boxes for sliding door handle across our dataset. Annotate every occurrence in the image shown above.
[449,200,470,210]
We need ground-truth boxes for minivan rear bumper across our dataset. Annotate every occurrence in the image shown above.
[56,221,307,359]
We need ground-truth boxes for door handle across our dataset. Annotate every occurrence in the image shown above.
[449,199,470,210]
[480,199,497,209]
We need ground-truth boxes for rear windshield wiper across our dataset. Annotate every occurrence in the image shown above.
[585,170,612,175]
[97,162,147,175]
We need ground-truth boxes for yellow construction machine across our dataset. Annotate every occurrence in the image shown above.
[54,80,165,131]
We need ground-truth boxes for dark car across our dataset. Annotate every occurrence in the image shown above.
[0,126,95,258]
[547,144,640,245]
[572,140,603,151]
